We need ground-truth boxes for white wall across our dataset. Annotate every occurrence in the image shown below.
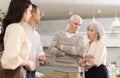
[37,17,120,47]
[36,17,120,67]
[37,18,119,34]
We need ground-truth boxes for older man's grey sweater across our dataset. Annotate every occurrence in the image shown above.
[47,31,84,72]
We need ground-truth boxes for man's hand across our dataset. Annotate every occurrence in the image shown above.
[55,43,61,50]
[74,43,79,46]
[38,54,51,61]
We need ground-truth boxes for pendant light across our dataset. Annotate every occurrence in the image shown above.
[91,0,97,22]
[68,0,74,16]
[111,17,120,31]
[111,0,120,31]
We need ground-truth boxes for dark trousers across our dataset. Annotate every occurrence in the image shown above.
[85,65,109,78]
[26,70,36,78]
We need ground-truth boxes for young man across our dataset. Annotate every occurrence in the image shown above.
[22,4,49,78]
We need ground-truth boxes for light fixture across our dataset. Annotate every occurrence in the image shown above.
[68,0,74,16]
[111,17,120,31]
[97,7,102,14]
[90,0,97,22]
[111,0,120,31]
[68,11,72,15]
[92,16,96,22]
[41,13,45,17]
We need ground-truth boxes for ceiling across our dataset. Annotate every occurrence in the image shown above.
[1,0,120,20]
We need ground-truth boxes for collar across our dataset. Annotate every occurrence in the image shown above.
[21,22,36,31]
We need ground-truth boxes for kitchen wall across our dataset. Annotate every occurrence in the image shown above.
[37,18,120,33]
[36,17,120,75]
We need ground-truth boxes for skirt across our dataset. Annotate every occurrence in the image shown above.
[1,67,26,78]
[85,65,109,78]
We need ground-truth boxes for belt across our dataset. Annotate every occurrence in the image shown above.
[27,70,36,73]
[23,66,36,73]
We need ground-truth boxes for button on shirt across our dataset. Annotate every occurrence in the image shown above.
[22,23,45,70]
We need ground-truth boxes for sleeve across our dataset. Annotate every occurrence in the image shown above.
[1,25,24,69]
[47,33,65,56]
[37,36,45,56]
[61,35,84,55]
[93,43,107,67]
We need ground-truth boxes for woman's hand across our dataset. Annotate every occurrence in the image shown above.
[77,55,86,66]
[84,55,95,71]
[26,60,34,70]
[85,55,94,65]
[84,64,95,71]
[21,59,34,70]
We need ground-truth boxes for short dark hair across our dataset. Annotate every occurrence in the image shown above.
[0,0,31,51]
[31,4,39,13]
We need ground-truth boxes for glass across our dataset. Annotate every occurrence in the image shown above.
[80,67,85,78]
[107,62,120,78]
[114,68,120,77]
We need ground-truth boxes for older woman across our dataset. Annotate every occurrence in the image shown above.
[78,21,109,78]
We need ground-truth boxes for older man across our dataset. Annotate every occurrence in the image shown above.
[47,15,84,78]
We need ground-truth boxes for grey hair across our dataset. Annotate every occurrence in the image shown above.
[69,15,83,24]
[87,21,105,40]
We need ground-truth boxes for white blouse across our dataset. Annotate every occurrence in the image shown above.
[83,40,107,67]
[1,23,31,69]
